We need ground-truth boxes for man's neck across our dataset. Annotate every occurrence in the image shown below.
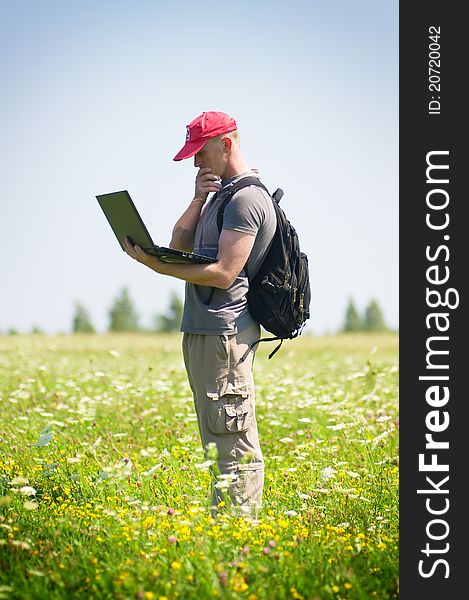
[222,157,251,180]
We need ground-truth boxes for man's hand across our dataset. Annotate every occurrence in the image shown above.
[194,167,222,202]
[123,236,164,272]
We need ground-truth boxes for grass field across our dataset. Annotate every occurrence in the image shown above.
[0,332,398,600]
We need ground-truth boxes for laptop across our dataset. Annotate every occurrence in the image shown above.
[96,190,217,264]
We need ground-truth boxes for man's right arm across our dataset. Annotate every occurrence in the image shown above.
[169,167,222,252]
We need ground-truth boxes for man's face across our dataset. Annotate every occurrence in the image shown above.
[194,136,226,178]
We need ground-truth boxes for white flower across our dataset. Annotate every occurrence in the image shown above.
[18,486,37,496]
[142,464,162,476]
[372,430,391,447]
[376,415,392,423]
[10,477,29,486]
[320,467,337,482]
[195,460,214,470]
[9,540,31,550]
[326,423,347,431]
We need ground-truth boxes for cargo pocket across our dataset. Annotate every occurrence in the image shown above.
[206,384,253,435]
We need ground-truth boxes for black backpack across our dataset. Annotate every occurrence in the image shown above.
[215,176,311,359]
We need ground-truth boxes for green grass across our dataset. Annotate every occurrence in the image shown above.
[0,332,398,600]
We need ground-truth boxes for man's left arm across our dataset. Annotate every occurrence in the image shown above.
[123,230,255,289]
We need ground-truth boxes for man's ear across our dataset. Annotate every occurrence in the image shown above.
[222,136,233,152]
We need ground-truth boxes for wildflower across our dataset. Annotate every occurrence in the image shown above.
[327,423,347,431]
[376,415,392,423]
[205,442,218,461]
[143,515,157,530]
[171,561,182,570]
[372,430,391,447]
[195,460,214,470]
[9,540,32,550]
[320,467,336,482]
[10,477,29,486]
[232,574,248,592]
[168,536,178,544]
[18,486,37,496]
[27,569,45,577]
[219,571,228,586]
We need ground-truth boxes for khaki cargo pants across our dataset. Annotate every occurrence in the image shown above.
[182,321,264,517]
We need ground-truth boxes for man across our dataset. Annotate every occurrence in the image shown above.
[124,111,276,517]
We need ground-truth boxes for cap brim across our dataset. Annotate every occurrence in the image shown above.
[173,139,207,161]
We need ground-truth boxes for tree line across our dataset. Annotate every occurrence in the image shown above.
[73,286,183,334]
[342,297,388,332]
[2,290,390,335]
[74,291,390,334]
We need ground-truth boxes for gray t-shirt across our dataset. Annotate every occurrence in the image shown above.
[180,171,276,334]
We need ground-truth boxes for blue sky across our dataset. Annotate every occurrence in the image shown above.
[0,0,398,334]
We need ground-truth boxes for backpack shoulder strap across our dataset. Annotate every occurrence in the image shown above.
[203,178,269,307]
[216,177,270,233]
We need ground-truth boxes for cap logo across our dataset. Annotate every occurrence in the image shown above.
[185,126,190,142]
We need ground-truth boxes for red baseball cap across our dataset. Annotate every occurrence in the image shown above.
[173,111,237,161]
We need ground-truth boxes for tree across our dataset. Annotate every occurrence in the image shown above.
[343,298,362,332]
[31,325,45,335]
[108,287,140,332]
[72,302,95,333]
[154,291,184,332]
[363,299,387,331]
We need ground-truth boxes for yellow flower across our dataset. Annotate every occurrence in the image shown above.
[232,576,248,593]
[143,516,156,529]
[376,542,387,550]
[171,561,182,570]
[344,583,353,590]
[331,585,340,593]
[144,593,154,600]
